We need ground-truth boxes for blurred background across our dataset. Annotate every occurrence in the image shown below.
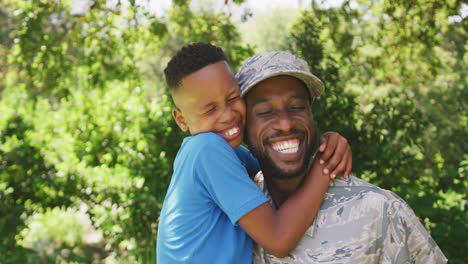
[0,0,466,263]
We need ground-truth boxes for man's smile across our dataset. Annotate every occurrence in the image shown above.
[266,133,307,162]
[271,138,300,154]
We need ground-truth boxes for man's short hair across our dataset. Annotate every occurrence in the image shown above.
[164,42,229,91]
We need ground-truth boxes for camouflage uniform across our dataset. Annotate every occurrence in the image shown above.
[252,174,448,264]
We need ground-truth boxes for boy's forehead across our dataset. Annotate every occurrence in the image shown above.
[185,61,233,81]
[174,61,238,109]
[181,62,233,87]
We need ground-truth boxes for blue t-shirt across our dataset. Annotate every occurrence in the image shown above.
[234,143,261,178]
[157,132,268,263]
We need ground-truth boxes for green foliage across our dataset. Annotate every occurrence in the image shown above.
[1,0,466,262]
[0,87,73,263]
[6,0,148,98]
[17,207,89,258]
[242,8,300,53]
[0,83,183,262]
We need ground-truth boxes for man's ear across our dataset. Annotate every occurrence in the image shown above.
[172,107,189,132]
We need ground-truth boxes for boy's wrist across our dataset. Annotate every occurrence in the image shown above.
[306,156,329,183]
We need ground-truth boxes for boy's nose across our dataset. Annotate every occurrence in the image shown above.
[219,105,236,123]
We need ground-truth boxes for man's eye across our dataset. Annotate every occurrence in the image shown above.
[228,96,240,102]
[289,104,307,111]
[256,110,273,116]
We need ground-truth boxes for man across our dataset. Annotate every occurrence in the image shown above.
[236,51,448,263]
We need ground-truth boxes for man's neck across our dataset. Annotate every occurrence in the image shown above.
[263,173,306,207]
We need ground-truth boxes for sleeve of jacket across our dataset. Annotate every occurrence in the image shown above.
[381,192,448,264]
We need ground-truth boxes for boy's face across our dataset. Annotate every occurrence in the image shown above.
[172,61,246,149]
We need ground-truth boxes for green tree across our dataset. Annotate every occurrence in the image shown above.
[241,8,300,53]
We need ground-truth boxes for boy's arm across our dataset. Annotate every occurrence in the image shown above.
[238,156,328,258]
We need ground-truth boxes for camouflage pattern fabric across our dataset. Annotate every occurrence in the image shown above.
[252,174,448,264]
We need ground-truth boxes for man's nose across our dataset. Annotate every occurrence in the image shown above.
[272,111,293,132]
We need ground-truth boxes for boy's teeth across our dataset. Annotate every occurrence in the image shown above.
[271,139,299,154]
[225,127,238,136]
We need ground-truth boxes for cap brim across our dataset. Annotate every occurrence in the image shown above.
[240,70,324,100]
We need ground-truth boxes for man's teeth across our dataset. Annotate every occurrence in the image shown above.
[271,139,299,154]
[225,127,239,136]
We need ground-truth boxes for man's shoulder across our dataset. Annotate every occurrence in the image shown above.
[253,172,406,211]
[331,175,377,188]
[327,175,404,205]
[332,175,385,191]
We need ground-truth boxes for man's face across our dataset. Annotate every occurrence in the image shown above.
[172,61,246,149]
[244,75,317,179]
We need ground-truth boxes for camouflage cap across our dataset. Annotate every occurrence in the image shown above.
[235,51,324,101]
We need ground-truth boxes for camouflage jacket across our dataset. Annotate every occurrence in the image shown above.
[253,174,448,264]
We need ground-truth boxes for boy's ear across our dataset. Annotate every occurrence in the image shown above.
[172,107,189,132]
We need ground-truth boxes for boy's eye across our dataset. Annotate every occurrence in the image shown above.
[204,106,216,114]
[228,95,240,102]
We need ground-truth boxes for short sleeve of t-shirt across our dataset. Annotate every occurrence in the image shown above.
[234,145,260,178]
[193,133,268,224]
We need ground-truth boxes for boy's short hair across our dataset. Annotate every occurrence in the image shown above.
[164,42,229,91]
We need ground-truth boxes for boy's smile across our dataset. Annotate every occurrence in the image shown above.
[171,61,246,149]
[221,126,241,139]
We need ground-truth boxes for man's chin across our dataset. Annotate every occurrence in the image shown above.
[259,156,308,180]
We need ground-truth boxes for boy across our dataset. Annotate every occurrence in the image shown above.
[157,43,352,263]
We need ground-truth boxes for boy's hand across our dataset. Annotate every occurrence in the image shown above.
[317,132,352,179]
